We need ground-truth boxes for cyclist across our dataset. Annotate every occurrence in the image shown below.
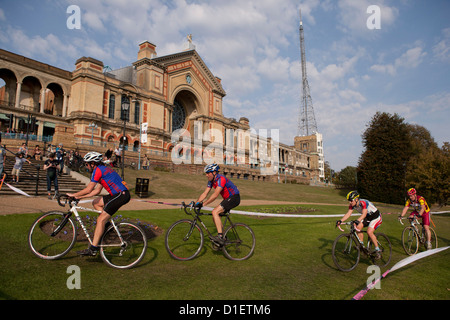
[399,188,432,250]
[67,151,130,256]
[336,191,382,258]
[195,163,240,244]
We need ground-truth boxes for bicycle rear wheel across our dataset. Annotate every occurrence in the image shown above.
[222,223,256,261]
[332,233,360,272]
[402,226,419,255]
[165,219,204,261]
[100,222,147,269]
[28,211,77,260]
[368,233,392,267]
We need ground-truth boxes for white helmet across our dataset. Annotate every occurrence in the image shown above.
[83,151,103,163]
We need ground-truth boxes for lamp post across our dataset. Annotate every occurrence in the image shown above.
[88,122,97,145]
[121,97,130,180]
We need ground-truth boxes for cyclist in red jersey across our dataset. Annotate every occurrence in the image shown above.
[195,163,240,243]
[399,188,432,249]
[67,151,130,256]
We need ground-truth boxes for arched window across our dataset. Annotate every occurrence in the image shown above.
[172,99,186,132]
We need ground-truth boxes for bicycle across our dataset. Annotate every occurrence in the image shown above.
[399,216,438,255]
[28,194,147,269]
[165,202,256,261]
[332,221,392,272]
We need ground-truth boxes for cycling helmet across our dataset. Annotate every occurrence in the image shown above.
[83,151,103,163]
[346,191,360,201]
[407,188,416,196]
[204,163,220,173]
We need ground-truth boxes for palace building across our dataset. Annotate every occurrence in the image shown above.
[0,40,322,184]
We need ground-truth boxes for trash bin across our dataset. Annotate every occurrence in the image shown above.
[135,178,149,198]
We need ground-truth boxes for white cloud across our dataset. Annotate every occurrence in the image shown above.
[432,28,450,63]
[370,46,427,76]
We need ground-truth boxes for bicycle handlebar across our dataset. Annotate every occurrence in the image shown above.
[181,201,202,216]
[336,220,361,232]
[57,194,79,208]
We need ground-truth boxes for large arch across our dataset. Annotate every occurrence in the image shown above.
[46,82,65,116]
[20,75,42,113]
[0,68,18,106]
[171,89,201,133]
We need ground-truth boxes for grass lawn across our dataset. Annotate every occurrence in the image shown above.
[1,202,449,301]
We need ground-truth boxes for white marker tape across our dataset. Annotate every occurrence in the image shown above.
[352,246,450,300]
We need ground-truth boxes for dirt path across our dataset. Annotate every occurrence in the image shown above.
[0,195,337,215]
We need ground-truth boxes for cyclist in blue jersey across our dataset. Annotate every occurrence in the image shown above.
[195,163,240,244]
[67,151,130,256]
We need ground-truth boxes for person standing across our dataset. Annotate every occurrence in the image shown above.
[43,152,60,199]
[11,152,31,183]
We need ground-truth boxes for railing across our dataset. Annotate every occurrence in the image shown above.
[0,132,53,142]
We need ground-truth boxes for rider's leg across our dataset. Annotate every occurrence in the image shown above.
[92,211,112,247]
[212,205,224,234]
[367,227,379,249]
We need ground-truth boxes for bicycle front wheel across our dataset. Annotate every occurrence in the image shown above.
[402,226,419,255]
[100,222,147,269]
[332,233,360,272]
[222,223,256,261]
[165,219,204,261]
[28,211,77,260]
[369,233,392,268]
[427,227,438,250]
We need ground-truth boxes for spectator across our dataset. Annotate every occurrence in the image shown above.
[18,143,28,157]
[33,145,42,160]
[43,152,60,199]
[105,148,113,160]
[0,144,6,178]
[114,147,122,164]
[142,154,150,170]
[56,143,65,175]
[11,152,31,183]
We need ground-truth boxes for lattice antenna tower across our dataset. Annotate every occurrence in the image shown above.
[297,9,318,136]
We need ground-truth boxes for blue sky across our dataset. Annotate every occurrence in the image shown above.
[1,0,449,171]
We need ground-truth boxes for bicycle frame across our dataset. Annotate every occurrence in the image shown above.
[338,222,370,254]
[400,216,427,243]
[181,202,233,241]
[57,196,123,248]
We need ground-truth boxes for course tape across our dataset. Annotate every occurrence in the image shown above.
[3,183,32,197]
[352,246,450,300]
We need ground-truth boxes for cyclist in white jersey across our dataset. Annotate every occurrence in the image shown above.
[336,191,382,258]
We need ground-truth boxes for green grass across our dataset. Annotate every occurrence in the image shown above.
[1,201,449,300]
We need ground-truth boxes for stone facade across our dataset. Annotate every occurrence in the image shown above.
[0,42,321,184]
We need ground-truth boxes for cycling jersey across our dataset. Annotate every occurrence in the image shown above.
[207,174,239,200]
[405,195,431,226]
[405,195,430,214]
[350,199,380,221]
[91,165,128,195]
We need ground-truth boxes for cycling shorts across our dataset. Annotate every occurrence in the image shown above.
[220,193,240,212]
[103,190,130,216]
[362,212,382,230]
[409,211,430,226]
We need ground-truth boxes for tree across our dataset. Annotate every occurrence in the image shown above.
[357,112,412,204]
[334,166,357,190]
[406,141,450,206]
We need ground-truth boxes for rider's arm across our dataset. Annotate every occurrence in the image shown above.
[340,208,354,223]
[68,181,97,199]
[203,187,223,207]
[196,187,211,204]
[400,206,409,217]
[77,184,103,199]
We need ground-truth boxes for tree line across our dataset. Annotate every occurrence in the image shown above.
[333,112,449,207]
